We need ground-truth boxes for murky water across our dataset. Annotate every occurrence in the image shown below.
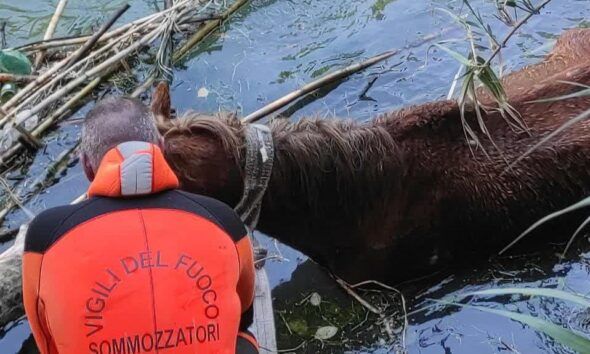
[1,0,590,353]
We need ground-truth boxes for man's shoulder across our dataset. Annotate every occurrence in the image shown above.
[25,199,96,253]
[24,191,247,253]
[171,190,247,241]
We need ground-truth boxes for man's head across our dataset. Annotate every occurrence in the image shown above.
[81,96,161,181]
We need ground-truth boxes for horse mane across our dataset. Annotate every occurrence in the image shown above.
[159,111,245,162]
[266,117,402,217]
[159,112,404,223]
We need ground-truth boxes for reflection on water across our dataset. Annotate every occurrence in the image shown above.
[1,0,590,352]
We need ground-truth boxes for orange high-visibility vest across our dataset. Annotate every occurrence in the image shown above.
[22,141,258,354]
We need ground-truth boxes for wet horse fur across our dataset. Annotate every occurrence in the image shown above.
[156,29,590,283]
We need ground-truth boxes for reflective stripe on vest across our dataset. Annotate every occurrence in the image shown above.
[118,141,153,196]
[87,141,180,198]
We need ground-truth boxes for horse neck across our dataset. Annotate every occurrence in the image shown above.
[257,117,405,256]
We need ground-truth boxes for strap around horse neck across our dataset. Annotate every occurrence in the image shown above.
[234,123,274,230]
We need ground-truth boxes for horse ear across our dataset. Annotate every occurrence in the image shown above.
[151,81,171,124]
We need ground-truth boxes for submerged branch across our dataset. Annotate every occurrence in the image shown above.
[242,50,396,123]
[242,30,445,123]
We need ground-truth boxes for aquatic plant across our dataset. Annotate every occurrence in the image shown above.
[433,287,590,353]
[436,0,553,152]
[430,2,590,352]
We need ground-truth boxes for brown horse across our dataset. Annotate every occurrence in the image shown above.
[155,29,590,283]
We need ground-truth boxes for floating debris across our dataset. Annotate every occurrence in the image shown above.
[197,86,210,98]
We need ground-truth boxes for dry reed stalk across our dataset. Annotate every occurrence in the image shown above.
[4,18,157,122]
[0,32,155,165]
[0,1,185,119]
[15,16,221,53]
[241,30,446,123]
[34,0,69,69]
[16,35,93,52]
[12,125,42,149]
[15,20,148,53]
[241,51,397,123]
[0,0,202,128]
[159,0,175,84]
[351,280,408,350]
[0,11,162,128]
[131,75,157,97]
[336,278,382,315]
[12,0,194,53]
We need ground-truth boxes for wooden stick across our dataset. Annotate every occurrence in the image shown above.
[241,31,445,123]
[34,0,69,69]
[63,4,130,71]
[241,50,397,123]
[14,34,90,52]
[131,75,157,97]
[0,74,38,84]
[14,19,148,53]
[335,278,381,315]
[351,280,409,349]
[13,124,43,150]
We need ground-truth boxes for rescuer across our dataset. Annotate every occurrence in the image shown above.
[22,97,258,354]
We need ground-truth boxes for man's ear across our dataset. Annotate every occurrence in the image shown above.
[81,152,96,181]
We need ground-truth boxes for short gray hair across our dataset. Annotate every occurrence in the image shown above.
[81,96,160,170]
